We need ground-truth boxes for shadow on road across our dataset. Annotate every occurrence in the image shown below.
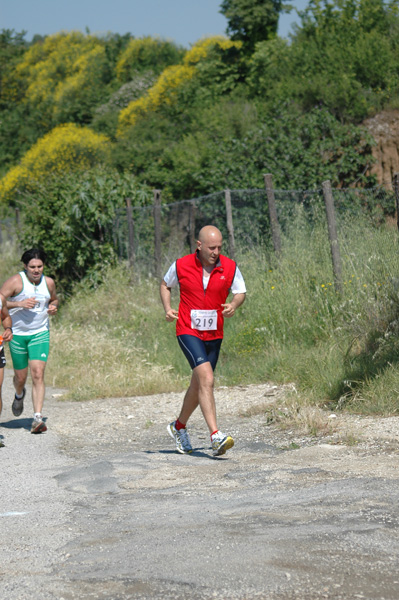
[0,417,47,431]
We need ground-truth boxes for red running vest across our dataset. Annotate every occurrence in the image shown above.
[175,251,237,340]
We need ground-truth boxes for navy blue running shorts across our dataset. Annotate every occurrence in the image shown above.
[177,335,222,371]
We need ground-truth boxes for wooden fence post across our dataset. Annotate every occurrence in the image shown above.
[393,173,399,231]
[153,189,162,278]
[113,213,120,257]
[264,173,281,256]
[126,197,135,269]
[224,189,236,260]
[322,180,343,294]
[189,202,197,253]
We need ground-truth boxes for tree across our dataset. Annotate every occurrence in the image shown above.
[0,29,27,70]
[115,37,185,82]
[220,0,291,53]
[119,98,375,199]
[116,37,242,135]
[0,29,28,108]
[246,0,399,121]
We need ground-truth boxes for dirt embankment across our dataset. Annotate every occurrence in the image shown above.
[363,109,399,185]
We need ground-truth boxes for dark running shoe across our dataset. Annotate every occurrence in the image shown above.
[12,387,26,417]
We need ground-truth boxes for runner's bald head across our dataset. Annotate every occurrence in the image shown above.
[197,226,223,267]
[198,226,223,244]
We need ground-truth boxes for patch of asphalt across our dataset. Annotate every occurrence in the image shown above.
[1,369,399,600]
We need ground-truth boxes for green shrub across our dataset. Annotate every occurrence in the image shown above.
[18,168,152,291]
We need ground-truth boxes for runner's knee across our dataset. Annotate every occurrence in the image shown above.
[196,368,214,390]
[14,371,27,385]
[30,364,46,382]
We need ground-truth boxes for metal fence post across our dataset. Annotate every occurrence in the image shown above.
[153,189,162,278]
[224,189,236,260]
[322,180,343,294]
[264,173,281,256]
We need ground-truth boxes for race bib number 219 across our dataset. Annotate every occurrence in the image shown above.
[191,309,217,331]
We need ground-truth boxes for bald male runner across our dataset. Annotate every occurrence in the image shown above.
[160,225,246,456]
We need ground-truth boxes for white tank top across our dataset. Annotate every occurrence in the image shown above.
[9,271,50,335]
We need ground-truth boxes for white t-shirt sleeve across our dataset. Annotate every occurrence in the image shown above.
[164,261,246,292]
[163,262,178,288]
[231,266,246,294]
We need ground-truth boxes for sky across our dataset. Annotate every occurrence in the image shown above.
[2,0,309,47]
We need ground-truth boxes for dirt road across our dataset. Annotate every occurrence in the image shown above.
[1,369,399,600]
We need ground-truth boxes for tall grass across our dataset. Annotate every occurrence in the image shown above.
[45,209,399,415]
[222,208,399,415]
[0,241,23,286]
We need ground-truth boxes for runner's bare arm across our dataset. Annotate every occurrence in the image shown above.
[0,293,13,341]
[0,274,35,308]
[160,280,178,321]
[46,277,59,315]
[221,293,246,318]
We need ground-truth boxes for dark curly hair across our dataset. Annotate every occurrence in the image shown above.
[21,248,47,265]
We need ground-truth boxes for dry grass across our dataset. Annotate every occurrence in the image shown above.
[46,323,186,401]
[263,393,340,437]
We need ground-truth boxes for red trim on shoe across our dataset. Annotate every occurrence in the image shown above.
[31,421,47,434]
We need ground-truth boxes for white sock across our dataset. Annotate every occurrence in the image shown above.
[34,413,42,420]
[15,391,24,399]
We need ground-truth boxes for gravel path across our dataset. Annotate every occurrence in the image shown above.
[1,368,399,600]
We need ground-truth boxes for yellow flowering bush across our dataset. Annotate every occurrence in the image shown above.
[117,37,242,134]
[11,32,105,125]
[0,124,109,203]
[183,36,240,65]
[17,32,101,102]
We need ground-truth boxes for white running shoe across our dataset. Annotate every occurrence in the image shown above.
[31,416,47,434]
[167,421,192,454]
[211,430,234,456]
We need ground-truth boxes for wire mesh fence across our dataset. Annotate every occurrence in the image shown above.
[110,181,398,278]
